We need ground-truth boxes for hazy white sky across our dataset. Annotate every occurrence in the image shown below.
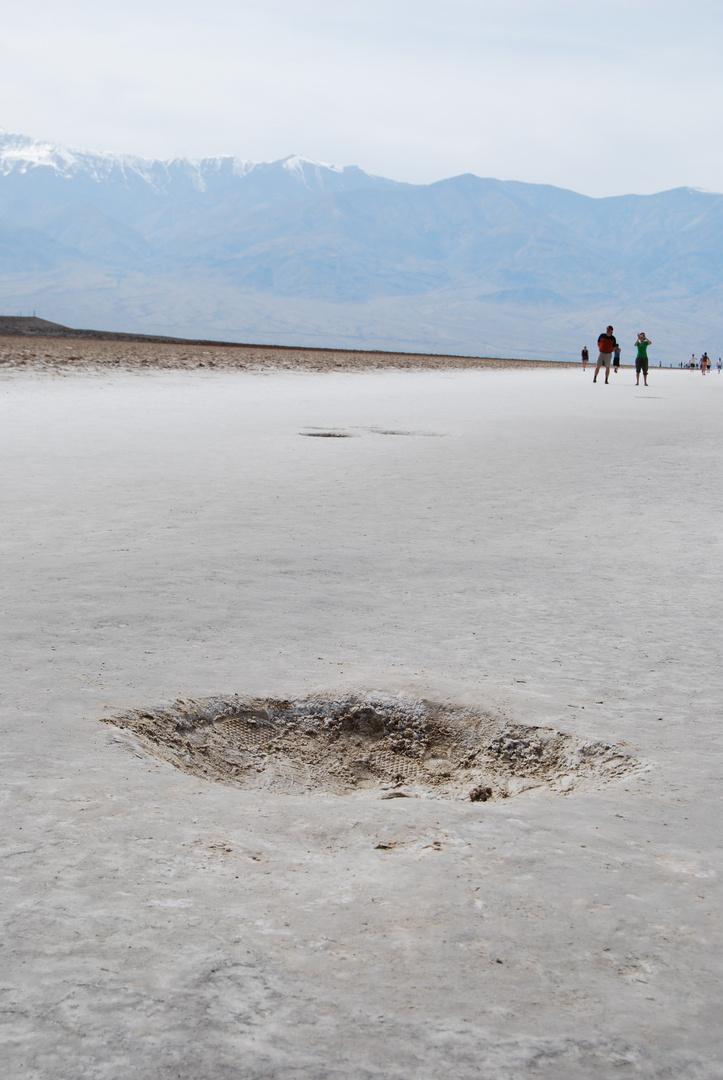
[2,0,721,196]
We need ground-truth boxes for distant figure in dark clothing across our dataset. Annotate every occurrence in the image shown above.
[612,344,621,374]
[700,352,709,374]
[581,346,589,370]
[594,326,616,384]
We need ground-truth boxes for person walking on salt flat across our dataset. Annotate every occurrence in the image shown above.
[594,326,616,384]
[613,343,621,374]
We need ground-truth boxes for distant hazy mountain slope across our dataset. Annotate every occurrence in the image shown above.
[0,130,721,361]
[137,174,723,306]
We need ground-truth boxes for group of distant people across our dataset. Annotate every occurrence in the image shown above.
[580,327,651,385]
[686,353,721,374]
[580,331,723,382]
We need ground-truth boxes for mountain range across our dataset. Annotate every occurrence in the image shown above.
[0,128,721,363]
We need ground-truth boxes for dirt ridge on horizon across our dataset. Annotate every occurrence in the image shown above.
[0,334,576,373]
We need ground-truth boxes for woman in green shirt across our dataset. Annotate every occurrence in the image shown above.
[635,333,651,386]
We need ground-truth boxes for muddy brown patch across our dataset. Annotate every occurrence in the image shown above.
[103,694,640,800]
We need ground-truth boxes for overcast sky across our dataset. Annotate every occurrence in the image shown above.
[3,0,721,197]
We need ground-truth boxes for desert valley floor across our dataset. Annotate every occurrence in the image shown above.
[1,345,721,1078]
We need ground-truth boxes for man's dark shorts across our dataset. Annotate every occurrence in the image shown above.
[636,357,649,375]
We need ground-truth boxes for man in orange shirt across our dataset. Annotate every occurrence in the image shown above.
[594,325,617,384]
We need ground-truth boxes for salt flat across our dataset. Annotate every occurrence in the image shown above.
[1,365,721,1079]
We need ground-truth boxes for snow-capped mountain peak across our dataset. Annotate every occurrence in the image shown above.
[0,129,81,174]
[282,153,344,176]
[0,130,361,194]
